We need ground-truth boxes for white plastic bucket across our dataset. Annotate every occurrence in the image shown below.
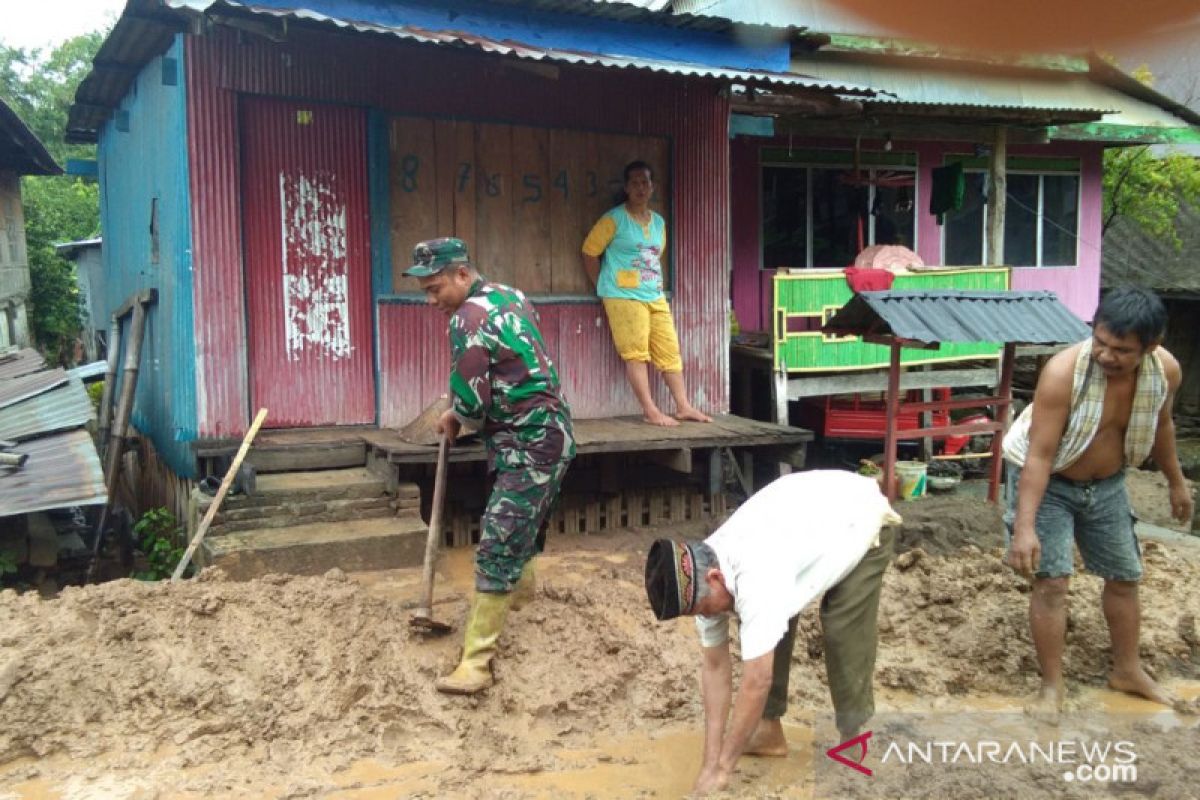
[894,461,927,500]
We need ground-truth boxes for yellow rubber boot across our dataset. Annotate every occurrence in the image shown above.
[510,560,536,612]
[435,591,513,695]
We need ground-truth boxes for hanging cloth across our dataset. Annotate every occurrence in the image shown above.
[929,162,966,225]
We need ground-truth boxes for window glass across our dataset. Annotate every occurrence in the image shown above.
[762,166,807,270]
[1003,174,1039,267]
[1042,175,1079,266]
[944,172,986,265]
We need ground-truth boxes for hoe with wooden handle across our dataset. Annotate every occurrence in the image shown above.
[410,433,453,635]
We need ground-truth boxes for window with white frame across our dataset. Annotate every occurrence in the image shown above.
[943,157,1080,267]
[761,149,917,269]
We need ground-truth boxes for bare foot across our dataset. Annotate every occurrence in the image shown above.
[643,410,680,427]
[675,407,713,423]
[1108,667,1175,707]
[745,719,788,757]
[1023,684,1063,725]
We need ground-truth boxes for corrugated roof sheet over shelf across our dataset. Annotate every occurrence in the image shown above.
[822,290,1093,345]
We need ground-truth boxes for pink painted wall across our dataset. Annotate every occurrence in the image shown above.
[730,136,1106,331]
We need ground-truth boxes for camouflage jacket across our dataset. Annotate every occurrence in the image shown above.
[449,279,575,467]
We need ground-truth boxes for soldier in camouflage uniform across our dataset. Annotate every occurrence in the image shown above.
[405,237,575,695]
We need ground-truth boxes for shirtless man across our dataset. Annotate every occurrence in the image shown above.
[1003,287,1193,720]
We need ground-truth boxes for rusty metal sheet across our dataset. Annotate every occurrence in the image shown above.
[0,429,107,516]
[0,349,46,381]
[240,96,376,427]
[0,378,95,442]
[0,368,68,410]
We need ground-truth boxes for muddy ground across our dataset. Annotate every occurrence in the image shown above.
[1,474,1197,799]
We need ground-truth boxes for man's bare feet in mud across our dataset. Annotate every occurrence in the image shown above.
[1109,667,1175,707]
[675,406,713,423]
[1024,683,1063,724]
[745,719,788,757]
[643,409,680,427]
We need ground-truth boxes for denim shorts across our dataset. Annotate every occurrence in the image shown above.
[1004,464,1142,582]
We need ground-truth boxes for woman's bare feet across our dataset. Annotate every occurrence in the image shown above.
[1023,683,1063,725]
[675,406,713,423]
[1108,667,1175,707]
[643,409,680,427]
[745,719,788,757]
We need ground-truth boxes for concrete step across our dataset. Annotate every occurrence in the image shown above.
[201,516,429,581]
[197,468,414,510]
[207,497,401,535]
[193,468,422,536]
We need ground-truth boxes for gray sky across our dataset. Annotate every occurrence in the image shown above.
[1,0,125,52]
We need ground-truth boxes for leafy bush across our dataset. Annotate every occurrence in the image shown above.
[132,507,188,581]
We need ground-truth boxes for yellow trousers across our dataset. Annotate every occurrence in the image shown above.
[601,297,683,373]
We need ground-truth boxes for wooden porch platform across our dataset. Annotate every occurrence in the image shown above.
[194,414,812,468]
[361,413,811,464]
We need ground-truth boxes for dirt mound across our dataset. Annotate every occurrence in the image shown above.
[1,523,1197,798]
[891,493,1006,555]
[0,548,704,795]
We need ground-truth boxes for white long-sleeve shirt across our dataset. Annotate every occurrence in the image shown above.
[696,470,902,661]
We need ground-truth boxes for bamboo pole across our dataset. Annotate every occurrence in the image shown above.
[172,408,269,581]
[96,316,122,452]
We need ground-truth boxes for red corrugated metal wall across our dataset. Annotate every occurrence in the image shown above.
[187,28,728,435]
[240,97,375,427]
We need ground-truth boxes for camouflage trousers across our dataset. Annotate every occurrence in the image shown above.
[476,458,571,593]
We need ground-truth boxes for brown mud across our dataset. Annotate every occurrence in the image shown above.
[1,479,1197,799]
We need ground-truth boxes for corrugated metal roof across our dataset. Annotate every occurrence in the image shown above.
[0,378,95,442]
[0,99,61,176]
[1102,202,1200,294]
[0,429,107,516]
[195,2,872,92]
[0,369,67,410]
[790,53,1200,139]
[822,290,1092,345]
[0,349,46,381]
[69,0,871,142]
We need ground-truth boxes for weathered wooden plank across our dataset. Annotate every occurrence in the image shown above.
[549,129,591,295]
[433,119,459,237]
[475,123,515,286]
[453,121,478,255]
[786,367,998,399]
[390,117,438,287]
[511,126,552,294]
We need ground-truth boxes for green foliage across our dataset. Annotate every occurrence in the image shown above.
[1103,147,1200,249]
[0,548,18,576]
[1101,65,1200,250]
[1,34,104,366]
[86,380,104,411]
[132,507,188,581]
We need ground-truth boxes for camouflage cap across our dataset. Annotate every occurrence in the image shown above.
[404,237,471,278]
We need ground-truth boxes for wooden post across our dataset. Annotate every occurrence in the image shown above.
[707,448,723,510]
[986,126,1008,266]
[773,356,789,427]
[88,290,157,581]
[884,342,902,503]
[989,343,1017,503]
[919,364,933,461]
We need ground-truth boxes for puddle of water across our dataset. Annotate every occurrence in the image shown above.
[496,725,816,799]
[324,760,442,799]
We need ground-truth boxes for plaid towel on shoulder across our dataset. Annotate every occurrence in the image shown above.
[1003,339,1167,471]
